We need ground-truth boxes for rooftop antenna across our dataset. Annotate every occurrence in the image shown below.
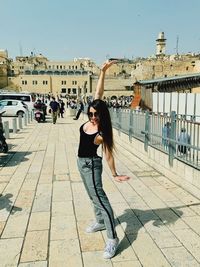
[176,35,179,55]
[106,54,110,60]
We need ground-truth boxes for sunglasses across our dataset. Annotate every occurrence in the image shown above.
[88,112,98,118]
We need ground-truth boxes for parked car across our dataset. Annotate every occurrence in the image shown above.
[0,92,35,110]
[0,99,28,117]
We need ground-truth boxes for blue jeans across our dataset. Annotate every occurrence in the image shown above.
[77,156,117,239]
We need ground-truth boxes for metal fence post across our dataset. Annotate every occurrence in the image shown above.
[129,109,133,142]
[118,109,122,135]
[144,111,150,151]
[168,111,176,166]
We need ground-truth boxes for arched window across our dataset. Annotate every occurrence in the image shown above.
[25,70,31,75]
[39,71,45,75]
[68,71,74,75]
[61,71,67,75]
[46,71,53,75]
[32,70,38,75]
[82,71,88,75]
[54,71,60,75]
[75,71,81,75]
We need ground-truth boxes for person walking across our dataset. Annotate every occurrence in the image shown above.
[49,97,60,124]
[59,100,65,118]
[73,100,84,120]
[77,60,130,259]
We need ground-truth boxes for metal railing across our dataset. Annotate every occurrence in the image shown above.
[109,108,200,170]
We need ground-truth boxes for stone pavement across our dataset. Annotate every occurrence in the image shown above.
[0,113,200,267]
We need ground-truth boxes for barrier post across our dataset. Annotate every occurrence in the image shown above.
[18,115,23,129]
[3,121,10,139]
[144,111,150,152]
[12,118,17,133]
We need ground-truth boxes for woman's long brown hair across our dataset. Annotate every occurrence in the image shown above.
[88,99,114,153]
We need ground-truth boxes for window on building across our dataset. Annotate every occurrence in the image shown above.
[61,81,66,85]
[72,88,76,94]
[61,88,66,93]
[32,80,38,85]
[43,80,48,85]
[22,80,27,85]
[68,88,71,94]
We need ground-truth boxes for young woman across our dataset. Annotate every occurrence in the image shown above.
[77,60,130,259]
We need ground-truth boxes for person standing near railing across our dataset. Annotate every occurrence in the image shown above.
[162,122,171,150]
[178,127,190,154]
[77,60,130,259]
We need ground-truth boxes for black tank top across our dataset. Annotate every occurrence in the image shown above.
[78,124,100,157]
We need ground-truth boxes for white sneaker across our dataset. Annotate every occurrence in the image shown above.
[86,221,106,233]
[103,237,119,259]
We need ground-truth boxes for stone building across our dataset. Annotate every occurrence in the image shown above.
[0,50,9,88]
[131,32,200,85]
[5,53,134,100]
[1,31,200,101]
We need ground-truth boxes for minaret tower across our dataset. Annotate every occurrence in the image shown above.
[156,32,166,57]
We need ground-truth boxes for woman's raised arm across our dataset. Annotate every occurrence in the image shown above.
[94,60,116,100]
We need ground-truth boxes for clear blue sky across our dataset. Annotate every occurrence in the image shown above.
[1,0,200,65]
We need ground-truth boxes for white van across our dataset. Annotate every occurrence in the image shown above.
[0,92,35,110]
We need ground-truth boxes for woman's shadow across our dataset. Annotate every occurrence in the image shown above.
[115,204,198,254]
[0,193,22,214]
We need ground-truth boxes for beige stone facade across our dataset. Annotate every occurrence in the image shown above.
[131,55,200,82]
[0,50,9,88]
[9,73,91,98]
[1,31,200,97]
[5,55,134,99]
[91,76,133,99]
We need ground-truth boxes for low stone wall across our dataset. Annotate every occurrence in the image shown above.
[113,129,200,199]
